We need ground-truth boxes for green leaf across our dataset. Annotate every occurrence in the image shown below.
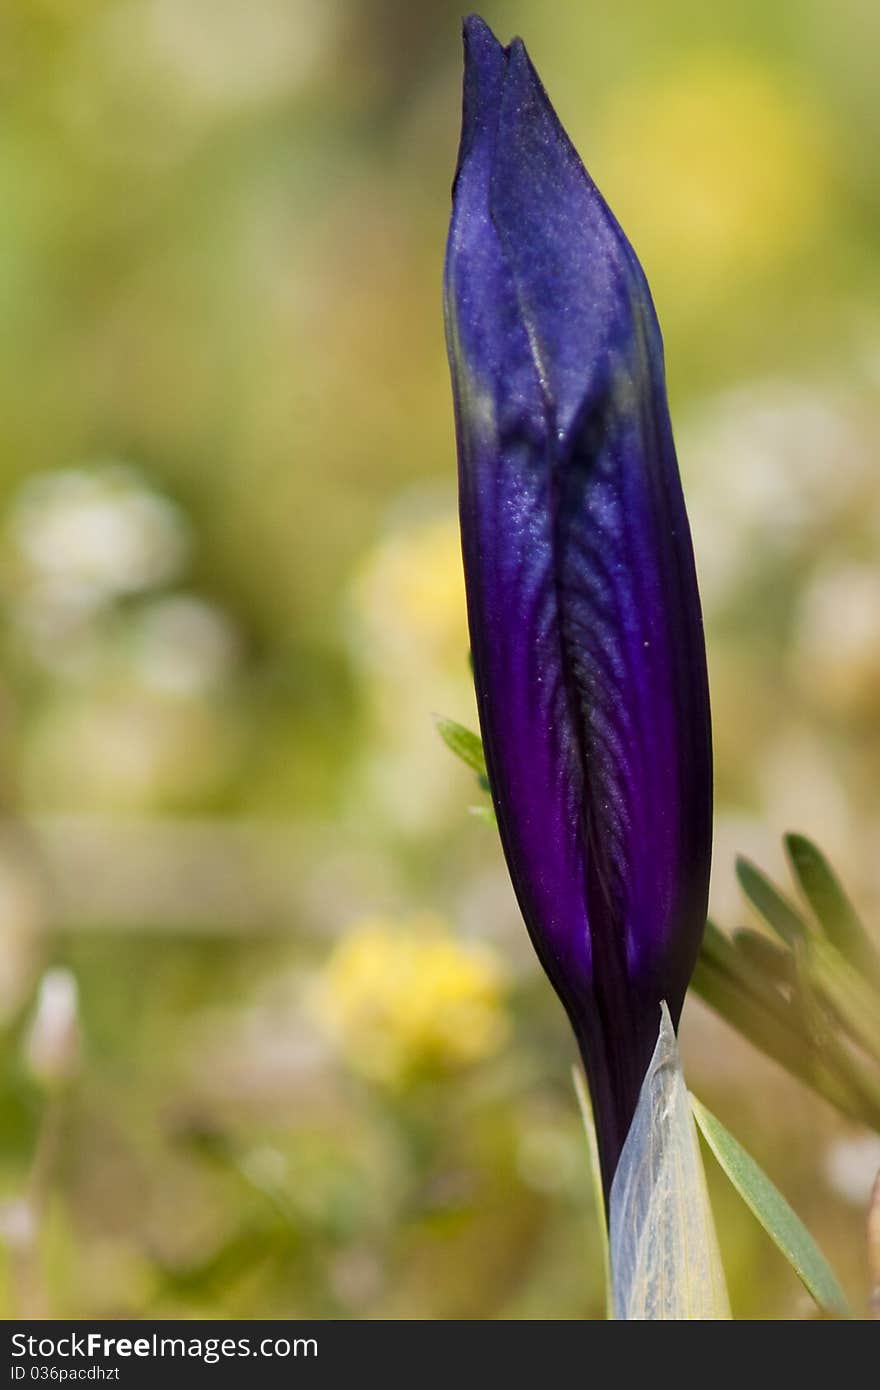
[735,856,810,946]
[572,1065,612,1319]
[609,1004,731,1319]
[434,716,487,779]
[692,954,800,1056]
[803,936,880,1063]
[690,954,880,1129]
[699,921,798,1029]
[793,946,880,1124]
[731,928,795,988]
[690,1095,854,1319]
[700,917,746,976]
[786,833,880,984]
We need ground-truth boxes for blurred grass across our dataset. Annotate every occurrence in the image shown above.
[0,0,879,1318]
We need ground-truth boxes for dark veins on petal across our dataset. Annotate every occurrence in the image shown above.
[445,17,712,1188]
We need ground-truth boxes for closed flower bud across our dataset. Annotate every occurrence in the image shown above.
[445,16,712,1196]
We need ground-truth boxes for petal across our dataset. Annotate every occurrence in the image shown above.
[452,17,505,198]
[446,22,538,437]
[445,19,712,1192]
[552,333,713,1179]
[490,39,646,441]
[446,25,594,1029]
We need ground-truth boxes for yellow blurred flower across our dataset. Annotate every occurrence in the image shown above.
[350,512,467,673]
[347,510,477,831]
[599,53,830,303]
[310,914,508,1085]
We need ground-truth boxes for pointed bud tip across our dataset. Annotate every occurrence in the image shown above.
[461,14,505,90]
[503,35,542,89]
[462,14,502,52]
[454,14,507,199]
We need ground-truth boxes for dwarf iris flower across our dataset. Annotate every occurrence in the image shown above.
[444,16,712,1196]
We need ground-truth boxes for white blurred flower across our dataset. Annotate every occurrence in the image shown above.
[56,0,337,172]
[793,563,880,716]
[756,724,853,866]
[10,464,190,602]
[0,1199,37,1254]
[682,382,870,610]
[24,968,81,1090]
[143,0,333,110]
[130,595,240,696]
[328,1247,384,1310]
[825,1134,880,1206]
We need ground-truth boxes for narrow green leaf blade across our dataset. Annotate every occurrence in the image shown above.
[434,717,487,779]
[804,936,880,1062]
[731,928,795,988]
[786,833,880,983]
[572,1065,612,1319]
[692,954,880,1130]
[700,921,794,1023]
[735,856,810,945]
[609,1004,731,1320]
[691,1095,853,1319]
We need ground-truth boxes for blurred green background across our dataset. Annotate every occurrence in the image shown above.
[1,0,879,1320]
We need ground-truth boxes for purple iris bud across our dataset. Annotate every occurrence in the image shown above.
[444,16,712,1195]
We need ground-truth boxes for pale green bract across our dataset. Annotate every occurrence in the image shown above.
[609,1003,731,1320]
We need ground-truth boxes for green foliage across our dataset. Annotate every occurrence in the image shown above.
[691,1097,853,1319]
[735,857,809,946]
[572,1066,611,1318]
[785,835,880,986]
[695,839,880,1133]
[434,717,488,781]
